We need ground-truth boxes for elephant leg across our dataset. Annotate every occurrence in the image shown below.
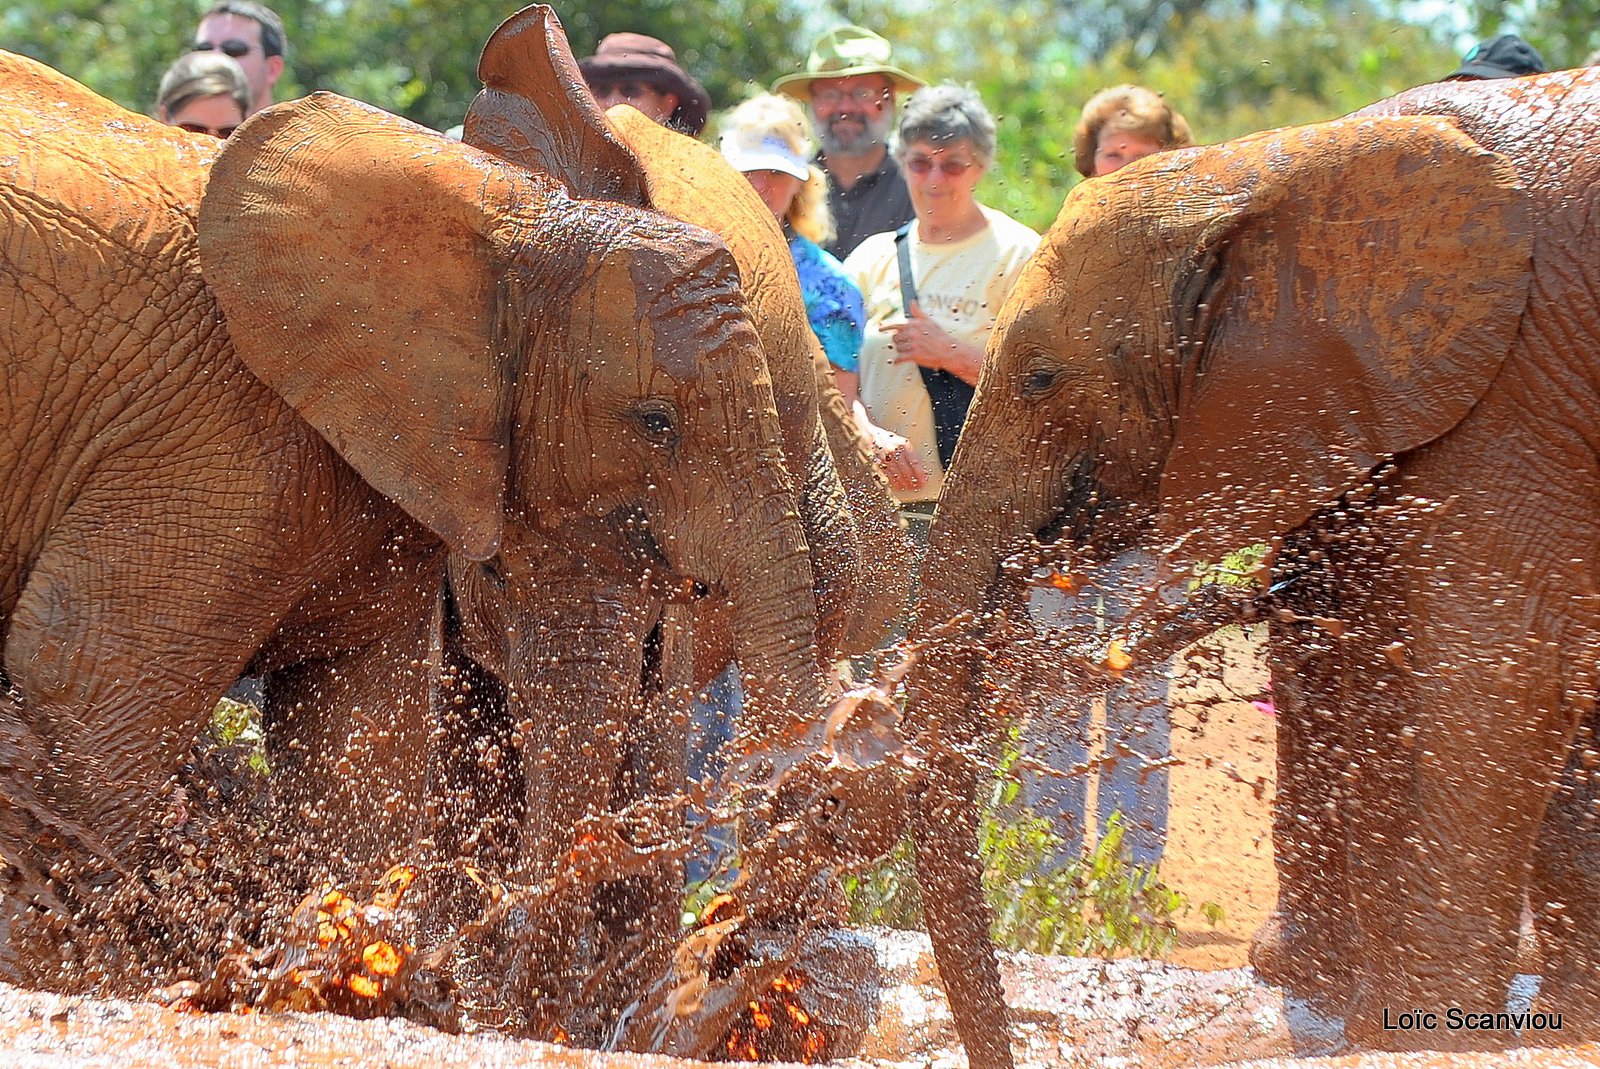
[1529,700,1600,1036]
[2,493,318,875]
[1341,445,1594,1050]
[432,636,522,871]
[912,751,1014,1069]
[1251,528,1360,1009]
[507,591,655,1042]
[1,486,329,987]
[590,609,692,1043]
[1253,621,1360,1007]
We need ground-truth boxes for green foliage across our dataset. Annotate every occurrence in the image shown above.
[842,751,1222,958]
[2,0,805,132]
[987,810,1193,958]
[209,696,270,777]
[840,832,925,930]
[1192,543,1270,589]
[7,0,1582,229]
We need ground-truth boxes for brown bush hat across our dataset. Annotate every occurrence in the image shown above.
[579,32,711,135]
[772,25,925,99]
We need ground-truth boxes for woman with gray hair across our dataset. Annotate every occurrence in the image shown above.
[841,84,1039,517]
[155,51,250,138]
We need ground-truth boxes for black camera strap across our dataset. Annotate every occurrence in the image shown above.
[894,222,973,469]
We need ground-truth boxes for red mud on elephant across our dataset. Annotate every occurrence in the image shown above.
[0,4,909,1061]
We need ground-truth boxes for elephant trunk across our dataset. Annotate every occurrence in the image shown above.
[907,430,1070,739]
[901,422,1074,1069]
[716,481,825,765]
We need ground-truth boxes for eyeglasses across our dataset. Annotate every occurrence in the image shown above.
[178,121,240,138]
[905,156,978,176]
[812,84,889,107]
[193,39,256,58]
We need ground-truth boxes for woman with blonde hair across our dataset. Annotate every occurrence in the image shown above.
[1073,84,1192,178]
[155,50,251,139]
[720,93,865,381]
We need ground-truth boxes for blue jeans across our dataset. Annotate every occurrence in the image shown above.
[1018,551,1172,871]
[1017,667,1171,871]
[686,663,743,885]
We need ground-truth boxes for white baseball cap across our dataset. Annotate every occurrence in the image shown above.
[719,132,811,180]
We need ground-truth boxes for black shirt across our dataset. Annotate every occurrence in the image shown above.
[822,152,915,261]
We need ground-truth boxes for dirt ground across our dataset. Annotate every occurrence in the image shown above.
[1161,624,1278,969]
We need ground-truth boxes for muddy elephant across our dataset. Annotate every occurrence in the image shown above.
[0,47,822,992]
[903,66,1600,1066]
[435,12,914,1039]
[462,5,912,676]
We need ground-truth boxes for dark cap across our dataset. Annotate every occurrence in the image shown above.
[578,32,710,136]
[1448,34,1547,80]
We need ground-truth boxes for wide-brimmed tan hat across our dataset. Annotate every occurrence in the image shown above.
[772,26,924,99]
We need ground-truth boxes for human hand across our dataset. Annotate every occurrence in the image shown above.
[870,428,928,493]
[884,302,958,373]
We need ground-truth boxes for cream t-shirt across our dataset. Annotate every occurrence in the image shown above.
[843,205,1041,502]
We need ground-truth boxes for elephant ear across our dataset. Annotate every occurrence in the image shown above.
[200,92,539,561]
[463,4,649,207]
[1157,115,1531,566]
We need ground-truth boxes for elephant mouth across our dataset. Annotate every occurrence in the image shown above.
[1032,454,1105,548]
[588,505,707,604]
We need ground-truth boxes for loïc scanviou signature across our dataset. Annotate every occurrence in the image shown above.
[1382,1007,1563,1033]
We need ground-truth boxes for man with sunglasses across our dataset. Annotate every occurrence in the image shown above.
[774,26,924,260]
[193,0,286,116]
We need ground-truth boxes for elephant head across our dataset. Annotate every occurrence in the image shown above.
[462,4,911,670]
[197,89,823,893]
[904,117,1531,1068]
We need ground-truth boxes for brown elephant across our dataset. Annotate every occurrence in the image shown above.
[0,46,822,996]
[462,5,912,674]
[904,67,1600,1066]
[439,11,913,1038]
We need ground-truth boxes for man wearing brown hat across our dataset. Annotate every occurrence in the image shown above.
[579,32,711,137]
[775,26,925,259]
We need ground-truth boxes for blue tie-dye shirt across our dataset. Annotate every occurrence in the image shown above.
[788,231,866,373]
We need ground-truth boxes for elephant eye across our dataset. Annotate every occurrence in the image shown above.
[634,402,679,445]
[1021,366,1062,399]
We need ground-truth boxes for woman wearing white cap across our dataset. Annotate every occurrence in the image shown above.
[719,94,866,388]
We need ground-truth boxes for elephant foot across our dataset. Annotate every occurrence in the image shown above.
[1344,983,1518,1053]
[1528,970,1600,1042]
[1249,908,1358,1015]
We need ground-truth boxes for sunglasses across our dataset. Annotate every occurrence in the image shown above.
[905,156,977,176]
[193,39,256,58]
[178,121,240,138]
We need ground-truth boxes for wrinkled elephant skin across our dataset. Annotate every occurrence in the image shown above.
[0,36,820,1008]
[906,68,1600,1066]
[445,10,912,1038]
[463,4,911,677]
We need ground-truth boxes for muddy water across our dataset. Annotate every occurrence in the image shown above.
[8,629,1594,1068]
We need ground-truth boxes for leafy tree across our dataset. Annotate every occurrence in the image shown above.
[2,1,805,131]
[2,0,1572,235]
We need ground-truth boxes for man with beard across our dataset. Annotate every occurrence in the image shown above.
[775,26,925,259]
